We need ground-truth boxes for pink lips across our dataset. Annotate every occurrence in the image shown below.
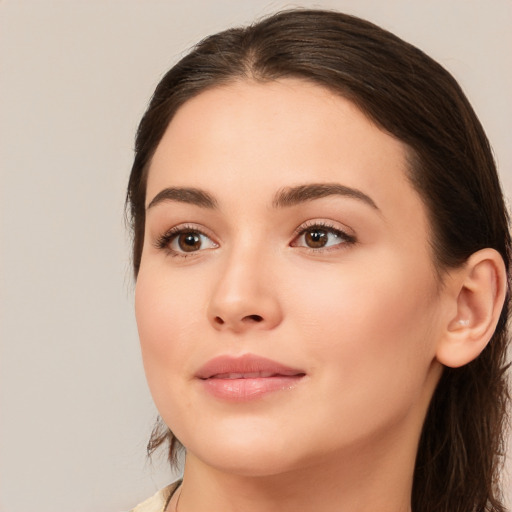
[196,354,306,401]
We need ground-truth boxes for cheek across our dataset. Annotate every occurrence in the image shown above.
[288,261,441,438]
[134,267,203,401]
[135,263,205,341]
[291,256,439,385]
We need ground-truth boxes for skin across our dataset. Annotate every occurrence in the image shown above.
[135,79,459,512]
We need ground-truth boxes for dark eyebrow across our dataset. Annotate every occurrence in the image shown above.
[147,187,218,210]
[272,183,379,210]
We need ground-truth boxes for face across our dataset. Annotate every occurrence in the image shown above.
[135,79,447,477]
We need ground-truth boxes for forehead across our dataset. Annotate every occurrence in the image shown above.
[150,79,405,181]
[147,79,424,220]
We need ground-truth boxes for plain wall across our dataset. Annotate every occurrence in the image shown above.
[1,1,511,510]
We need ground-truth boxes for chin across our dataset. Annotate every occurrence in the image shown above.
[182,428,308,477]
[194,447,300,477]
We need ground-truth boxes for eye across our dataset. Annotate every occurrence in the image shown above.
[156,226,218,256]
[291,222,355,250]
[171,231,212,253]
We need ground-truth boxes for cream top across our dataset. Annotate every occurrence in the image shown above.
[130,482,180,512]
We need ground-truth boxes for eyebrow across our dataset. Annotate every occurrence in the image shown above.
[146,182,378,212]
[147,187,218,210]
[272,183,379,210]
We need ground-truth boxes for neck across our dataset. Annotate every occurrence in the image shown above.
[174,430,417,512]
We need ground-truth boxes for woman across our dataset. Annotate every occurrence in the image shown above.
[127,9,510,512]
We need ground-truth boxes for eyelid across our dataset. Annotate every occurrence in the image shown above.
[294,218,355,236]
[292,219,354,237]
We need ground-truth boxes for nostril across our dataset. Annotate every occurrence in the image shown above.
[243,314,263,323]
[212,314,264,327]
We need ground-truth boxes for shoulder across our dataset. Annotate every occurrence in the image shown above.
[130,481,180,512]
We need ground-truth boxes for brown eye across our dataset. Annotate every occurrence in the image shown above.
[177,232,202,252]
[161,228,218,255]
[304,229,328,248]
[291,224,355,251]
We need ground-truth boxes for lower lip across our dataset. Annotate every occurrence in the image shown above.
[200,375,304,401]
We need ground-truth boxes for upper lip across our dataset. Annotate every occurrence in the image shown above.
[196,354,306,380]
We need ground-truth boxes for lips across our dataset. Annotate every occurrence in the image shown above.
[207,371,285,379]
[196,354,306,401]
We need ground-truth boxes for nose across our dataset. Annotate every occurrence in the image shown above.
[207,250,283,333]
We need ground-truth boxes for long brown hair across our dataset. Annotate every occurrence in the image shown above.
[127,9,511,511]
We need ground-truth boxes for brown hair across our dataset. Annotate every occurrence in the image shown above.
[127,9,511,511]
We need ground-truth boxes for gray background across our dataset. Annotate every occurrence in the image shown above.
[1,1,511,511]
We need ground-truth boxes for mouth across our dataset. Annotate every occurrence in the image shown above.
[196,354,306,401]
[208,371,296,379]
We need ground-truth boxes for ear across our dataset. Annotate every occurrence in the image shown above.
[436,248,508,368]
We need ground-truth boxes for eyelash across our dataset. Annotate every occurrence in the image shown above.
[154,221,356,258]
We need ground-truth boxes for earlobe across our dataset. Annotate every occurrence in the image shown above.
[436,248,507,368]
